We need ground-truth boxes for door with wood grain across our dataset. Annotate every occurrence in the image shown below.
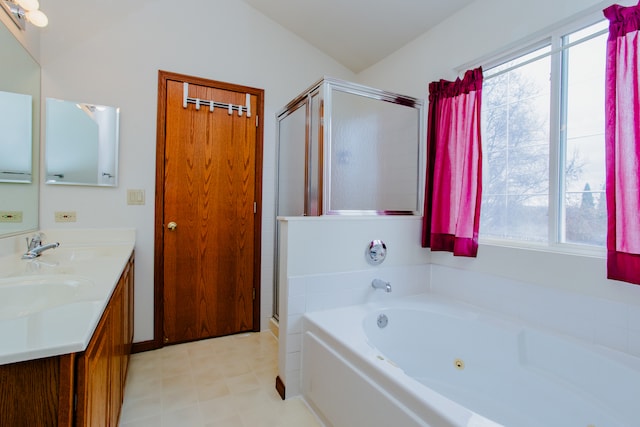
[155,71,263,345]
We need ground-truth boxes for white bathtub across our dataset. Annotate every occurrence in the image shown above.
[301,293,640,427]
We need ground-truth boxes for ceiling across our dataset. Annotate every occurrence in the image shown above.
[36,0,474,71]
[241,0,475,73]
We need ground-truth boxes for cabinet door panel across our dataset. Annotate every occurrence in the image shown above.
[84,306,111,427]
[111,283,124,423]
[77,253,134,427]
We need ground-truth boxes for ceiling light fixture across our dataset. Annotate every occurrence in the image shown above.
[15,0,38,10]
[0,0,48,30]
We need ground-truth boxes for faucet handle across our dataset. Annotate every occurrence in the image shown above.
[27,232,44,250]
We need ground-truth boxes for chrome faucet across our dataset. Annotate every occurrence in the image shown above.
[22,233,60,259]
[371,278,392,293]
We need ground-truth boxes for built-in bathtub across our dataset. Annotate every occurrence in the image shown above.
[301,293,640,427]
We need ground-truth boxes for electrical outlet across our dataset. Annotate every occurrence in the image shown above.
[0,211,23,223]
[55,211,77,222]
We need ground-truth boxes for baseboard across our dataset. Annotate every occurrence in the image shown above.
[131,340,161,354]
[269,317,279,339]
[275,375,286,400]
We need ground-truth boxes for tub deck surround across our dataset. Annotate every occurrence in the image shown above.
[278,263,432,398]
[0,228,135,365]
[301,293,640,427]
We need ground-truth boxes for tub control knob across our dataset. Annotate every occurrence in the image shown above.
[366,240,387,265]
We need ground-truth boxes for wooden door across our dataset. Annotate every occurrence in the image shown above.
[156,71,263,345]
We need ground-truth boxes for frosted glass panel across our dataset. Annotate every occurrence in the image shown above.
[45,99,99,184]
[330,89,420,212]
[277,103,307,216]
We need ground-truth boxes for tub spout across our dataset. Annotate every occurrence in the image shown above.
[371,278,392,293]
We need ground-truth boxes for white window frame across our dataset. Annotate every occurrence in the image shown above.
[472,11,607,257]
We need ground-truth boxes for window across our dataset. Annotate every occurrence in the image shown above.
[480,20,608,248]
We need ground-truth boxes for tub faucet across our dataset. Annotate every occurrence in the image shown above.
[22,233,60,259]
[371,278,392,293]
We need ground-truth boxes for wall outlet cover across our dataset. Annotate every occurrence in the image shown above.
[0,211,23,223]
[55,211,77,222]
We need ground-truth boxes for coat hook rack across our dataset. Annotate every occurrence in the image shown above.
[182,82,251,117]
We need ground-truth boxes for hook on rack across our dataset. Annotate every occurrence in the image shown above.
[182,82,252,118]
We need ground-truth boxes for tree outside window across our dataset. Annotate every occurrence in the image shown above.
[480,21,607,248]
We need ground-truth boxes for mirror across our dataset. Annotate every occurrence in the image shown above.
[45,98,120,186]
[0,18,40,236]
[0,90,32,183]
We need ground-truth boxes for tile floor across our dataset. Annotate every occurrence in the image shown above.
[119,331,322,427]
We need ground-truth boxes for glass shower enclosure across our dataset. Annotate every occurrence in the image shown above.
[273,77,425,318]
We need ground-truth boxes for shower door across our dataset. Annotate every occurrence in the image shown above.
[273,89,323,318]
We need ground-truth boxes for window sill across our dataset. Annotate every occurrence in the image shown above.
[478,238,606,259]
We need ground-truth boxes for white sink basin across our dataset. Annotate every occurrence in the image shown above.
[0,275,95,320]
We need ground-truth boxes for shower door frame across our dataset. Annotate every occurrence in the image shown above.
[272,76,426,320]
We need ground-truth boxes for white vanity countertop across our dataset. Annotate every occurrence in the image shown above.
[0,229,135,365]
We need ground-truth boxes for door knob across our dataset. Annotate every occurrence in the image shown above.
[167,221,177,230]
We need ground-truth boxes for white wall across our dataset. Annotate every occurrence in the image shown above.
[38,0,355,343]
[358,0,640,309]
[358,0,633,97]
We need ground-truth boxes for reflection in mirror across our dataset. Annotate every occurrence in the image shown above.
[45,98,120,186]
[0,90,32,182]
[0,17,40,237]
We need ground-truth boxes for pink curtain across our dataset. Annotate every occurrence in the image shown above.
[422,68,483,257]
[604,2,640,285]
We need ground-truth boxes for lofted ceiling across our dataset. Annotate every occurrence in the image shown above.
[241,0,475,73]
[36,0,474,71]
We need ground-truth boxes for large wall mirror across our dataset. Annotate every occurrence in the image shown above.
[0,17,40,236]
[45,98,120,186]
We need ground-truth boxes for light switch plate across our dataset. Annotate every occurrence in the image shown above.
[55,211,77,222]
[127,189,145,205]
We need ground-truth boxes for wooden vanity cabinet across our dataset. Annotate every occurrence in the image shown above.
[0,252,135,427]
[76,253,134,426]
[0,354,75,426]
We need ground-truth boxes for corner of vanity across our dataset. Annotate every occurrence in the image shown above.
[0,229,135,427]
